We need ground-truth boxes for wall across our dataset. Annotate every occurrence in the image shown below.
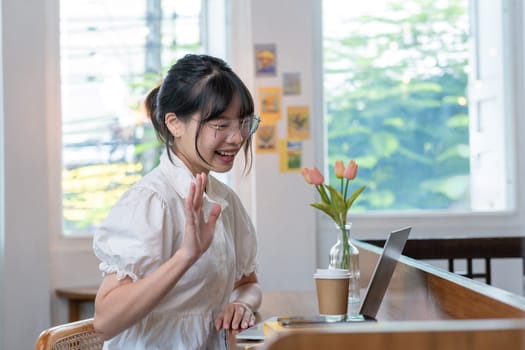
[0,0,52,349]
[0,2,4,345]
[250,0,318,291]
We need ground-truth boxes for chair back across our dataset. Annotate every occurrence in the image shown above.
[35,318,103,350]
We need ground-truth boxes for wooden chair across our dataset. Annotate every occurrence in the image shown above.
[363,236,525,285]
[35,318,103,350]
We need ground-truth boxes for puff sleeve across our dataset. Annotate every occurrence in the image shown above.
[93,186,175,281]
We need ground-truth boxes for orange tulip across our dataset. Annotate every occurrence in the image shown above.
[307,167,325,185]
[334,160,344,179]
[302,160,365,234]
[344,160,358,180]
[301,168,312,184]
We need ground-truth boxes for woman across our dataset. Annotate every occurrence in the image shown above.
[92,54,262,349]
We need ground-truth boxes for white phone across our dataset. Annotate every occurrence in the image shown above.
[235,322,266,341]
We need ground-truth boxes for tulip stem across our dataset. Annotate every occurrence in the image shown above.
[316,184,330,204]
[343,179,350,201]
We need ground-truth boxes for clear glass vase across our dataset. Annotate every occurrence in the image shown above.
[328,222,361,317]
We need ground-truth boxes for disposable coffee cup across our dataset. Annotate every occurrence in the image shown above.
[314,268,350,320]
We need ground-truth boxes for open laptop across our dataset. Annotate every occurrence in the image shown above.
[236,226,411,339]
[359,225,412,320]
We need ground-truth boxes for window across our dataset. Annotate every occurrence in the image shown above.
[322,0,514,213]
[60,1,207,236]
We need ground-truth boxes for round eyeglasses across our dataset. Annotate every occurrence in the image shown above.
[200,115,261,139]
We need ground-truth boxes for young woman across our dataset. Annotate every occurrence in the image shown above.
[92,54,262,349]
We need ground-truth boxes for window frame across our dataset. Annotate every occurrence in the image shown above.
[314,0,525,246]
[48,0,235,245]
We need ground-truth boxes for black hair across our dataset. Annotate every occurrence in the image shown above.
[144,54,255,172]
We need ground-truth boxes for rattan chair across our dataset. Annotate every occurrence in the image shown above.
[35,318,103,350]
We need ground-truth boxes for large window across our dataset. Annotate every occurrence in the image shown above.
[323,0,513,213]
[60,1,206,235]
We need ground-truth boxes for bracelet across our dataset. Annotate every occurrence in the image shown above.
[231,301,254,316]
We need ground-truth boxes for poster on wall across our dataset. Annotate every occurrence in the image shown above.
[279,139,302,172]
[287,105,310,140]
[283,72,301,95]
[254,43,277,76]
[258,87,282,123]
[256,123,278,153]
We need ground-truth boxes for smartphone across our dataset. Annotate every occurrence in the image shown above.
[277,315,346,326]
[277,314,373,327]
[235,322,266,341]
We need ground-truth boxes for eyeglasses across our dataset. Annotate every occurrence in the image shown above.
[198,115,260,139]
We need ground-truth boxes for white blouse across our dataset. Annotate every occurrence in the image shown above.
[93,150,258,350]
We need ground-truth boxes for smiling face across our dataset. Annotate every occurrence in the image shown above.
[166,96,245,175]
[150,55,256,174]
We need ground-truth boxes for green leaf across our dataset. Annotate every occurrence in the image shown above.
[346,185,366,208]
[325,185,346,217]
[310,203,338,222]
[317,184,331,204]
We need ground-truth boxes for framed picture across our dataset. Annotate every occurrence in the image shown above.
[258,87,282,123]
[287,106,310,140]
[256,123,278,153]
[283,72,301,95]
[255,43,277,76]
[279,139,302,172]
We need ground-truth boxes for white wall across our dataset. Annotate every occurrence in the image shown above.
[250,0,318,291]
[0,1,4,345]
[1,1,525,349]
[0,1,52,349]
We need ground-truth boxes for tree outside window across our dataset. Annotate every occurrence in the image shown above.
[60,0,204,235]
[323,0,487,212]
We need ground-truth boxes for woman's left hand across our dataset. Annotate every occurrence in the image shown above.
[214,301,255,330]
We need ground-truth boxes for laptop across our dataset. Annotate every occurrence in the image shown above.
[357,225,411,320]
[236,226,411,339]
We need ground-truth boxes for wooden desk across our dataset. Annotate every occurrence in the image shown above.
[54,240,525,348]
[56,287,97,322]
[228,240,525,349]
[260,319,525,350]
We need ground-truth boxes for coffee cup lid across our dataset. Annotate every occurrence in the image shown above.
[313,268,350,279]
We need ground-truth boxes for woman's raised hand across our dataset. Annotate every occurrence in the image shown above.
[181,173,222,262]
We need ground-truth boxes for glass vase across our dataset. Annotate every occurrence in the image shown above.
[328,222,361,317]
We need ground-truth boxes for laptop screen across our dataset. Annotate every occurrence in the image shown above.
[359,226,411,319]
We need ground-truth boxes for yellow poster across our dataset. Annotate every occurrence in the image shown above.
[256,122,278,153]
[258,87,282,123]
[287,105,310,140]
[279,139,302,172]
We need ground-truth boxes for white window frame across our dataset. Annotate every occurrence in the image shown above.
[50,0,240,240]
[314,0,525,254]
[44,0,240,304]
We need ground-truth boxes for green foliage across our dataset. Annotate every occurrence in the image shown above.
[63,163,143,232]
[325,0,470,211]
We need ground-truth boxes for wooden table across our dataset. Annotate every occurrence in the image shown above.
[227,240,525,349]
[55,240,525,349]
